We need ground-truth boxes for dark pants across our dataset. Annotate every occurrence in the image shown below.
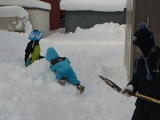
[131,108,160,120]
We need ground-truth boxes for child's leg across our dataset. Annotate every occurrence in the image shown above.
[67,76,85,94]
[67,78,80,86]
[56,73,65,82]
[56,73,67,86]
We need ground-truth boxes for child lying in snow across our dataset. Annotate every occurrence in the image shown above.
[45,47,85,94]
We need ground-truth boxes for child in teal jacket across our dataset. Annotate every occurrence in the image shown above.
[45,47,85,94]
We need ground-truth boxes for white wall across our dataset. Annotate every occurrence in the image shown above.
[28,9,50,38]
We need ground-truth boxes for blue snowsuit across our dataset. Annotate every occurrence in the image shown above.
[45,47,80,86]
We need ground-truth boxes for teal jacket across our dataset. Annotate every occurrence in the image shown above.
[45,47,80,86]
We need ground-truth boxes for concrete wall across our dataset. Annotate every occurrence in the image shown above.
[65,10,126,33]
[28,9,50,37]
[0,17,25,32]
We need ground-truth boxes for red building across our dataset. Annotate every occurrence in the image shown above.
[41,0,65,30]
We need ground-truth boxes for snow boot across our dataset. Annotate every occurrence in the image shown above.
[77,84,85,94]
[59,78,66,86]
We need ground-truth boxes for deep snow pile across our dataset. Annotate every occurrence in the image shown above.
[0,23,135,120]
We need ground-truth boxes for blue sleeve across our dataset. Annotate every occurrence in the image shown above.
[50,64,57,72]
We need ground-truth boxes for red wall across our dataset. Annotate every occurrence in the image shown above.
[60,10,65,16]
[41,0,60,30]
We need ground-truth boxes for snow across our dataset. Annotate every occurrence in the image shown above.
[0,6,29,18]
[24,20,33,36]
[0,22,136,120]
[0,6,33,37]
[60,0,127,12]
[0,0,51,10]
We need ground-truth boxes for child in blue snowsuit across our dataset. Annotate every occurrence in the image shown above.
[45,47,85,94]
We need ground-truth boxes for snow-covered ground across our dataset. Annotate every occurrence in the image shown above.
[0,23,136,120]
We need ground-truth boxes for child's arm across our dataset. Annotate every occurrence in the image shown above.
[50,64,57,72]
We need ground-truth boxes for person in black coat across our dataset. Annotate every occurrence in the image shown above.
[122,22,160,120]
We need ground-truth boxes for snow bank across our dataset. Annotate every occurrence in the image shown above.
[60,0,126,12]
[0,0,51,10]
[0,6,28,18]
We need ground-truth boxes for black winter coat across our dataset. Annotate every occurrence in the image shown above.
[24,41,40,63]
[129,46,160,112]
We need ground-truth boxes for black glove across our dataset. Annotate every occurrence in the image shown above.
[39,55,45,59]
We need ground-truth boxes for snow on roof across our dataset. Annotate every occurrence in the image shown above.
[60,0,126,12]
[0,0,51,10]
[0,6,29,18]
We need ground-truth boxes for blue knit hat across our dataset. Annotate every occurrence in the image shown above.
[138,22,147,30]
[133,22,155,57]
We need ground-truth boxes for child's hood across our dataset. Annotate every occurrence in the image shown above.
[45,47,59,62]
